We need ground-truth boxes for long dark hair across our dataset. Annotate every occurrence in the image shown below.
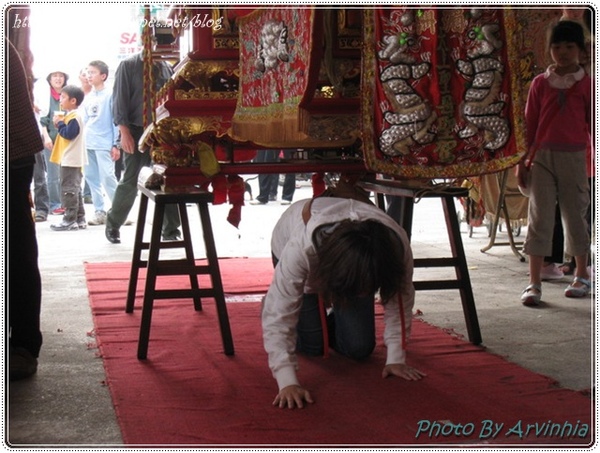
[313,219,406,307]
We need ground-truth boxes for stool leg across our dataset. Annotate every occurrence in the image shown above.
[126,193,149,313]
[441,196,482,345]
[178,202,202,311]
[137,201,166,360]
[197,202,234,356]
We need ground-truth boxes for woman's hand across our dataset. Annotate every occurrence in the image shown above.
[273,385,314,409]
[382,363,426,380]
[516,161,529,190]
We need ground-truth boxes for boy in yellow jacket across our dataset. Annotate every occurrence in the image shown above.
[49,85,87,231]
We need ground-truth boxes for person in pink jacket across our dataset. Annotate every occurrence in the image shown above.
[262,196,425,409]
[517,20,592,306]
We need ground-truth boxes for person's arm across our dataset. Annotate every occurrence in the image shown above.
[261,239,314,408]
[56,117,80,140]
[111,59,131,129]
[381,227,425,380]
[517,76,542,187]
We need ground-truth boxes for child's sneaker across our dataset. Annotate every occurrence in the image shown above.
[88,211,106,226]
[50,220,78,231]
[540,263,564,280]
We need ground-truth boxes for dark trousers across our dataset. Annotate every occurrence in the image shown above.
[255,150,296,203]
[9,159,43,357]
[106,125,180,235]
[60,166,85,223]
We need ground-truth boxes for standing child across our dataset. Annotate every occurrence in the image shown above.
[49,85,87,231]
[81,60,119,226]
[517,20,592,305]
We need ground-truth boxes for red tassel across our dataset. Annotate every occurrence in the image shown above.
[227,175,245,205]
[311,173,326,197]
[211,175,228,205]
[226,175,245,228]
[227,203,242,228]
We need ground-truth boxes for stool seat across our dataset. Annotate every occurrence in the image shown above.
[126,184,234,359]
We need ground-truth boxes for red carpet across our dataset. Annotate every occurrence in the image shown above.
[85,259,593,446]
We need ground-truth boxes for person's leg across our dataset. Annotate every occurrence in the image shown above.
[281,173,296,202]
[280,150,296,203]
[114,149,124,181]
[331,296,376,360]
[9,160,43,364]
[43,147,62,211]
[57,167,78,225]
[161,203,182,239]
[557,150,590,292]
[523,156,557,260]
[296,293,326,356]
[84,149,105,213]
[268,174,278,201]
[97,149,119,203]
[106,149,146,229]
[75,170,86,225]
[522,151,557,304]
[83,180,92,203]
[253,150,279,203]
[541,204,565,279]
[32,151,49,219]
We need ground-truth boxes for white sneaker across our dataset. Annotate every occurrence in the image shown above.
[540,263,564,280]
[88,211,107,226]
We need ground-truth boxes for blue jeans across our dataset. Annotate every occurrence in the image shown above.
[297,294,376,359]
[42,147,61,211]
[85,149,118,213]
[271,254,376,359]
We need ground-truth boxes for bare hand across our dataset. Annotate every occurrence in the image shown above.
[515,161,528,190]
[119,128,135,154]
[382,363,426,381]
[273,385,314,409]
[111,146,121,162]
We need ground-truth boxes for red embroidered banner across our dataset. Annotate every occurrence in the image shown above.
[362,7,528,179]
[230,8,323,147]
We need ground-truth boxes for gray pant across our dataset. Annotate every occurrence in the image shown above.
[60,166,85,224]
[43,147,62,211]
[32,152,49,216]
[524,149,590,258]
[106,125,180,236]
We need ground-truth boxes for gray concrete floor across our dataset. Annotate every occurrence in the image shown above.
[6,178,595,447]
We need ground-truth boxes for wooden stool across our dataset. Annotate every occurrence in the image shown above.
[126,184,234,359]
[358,180,482,345]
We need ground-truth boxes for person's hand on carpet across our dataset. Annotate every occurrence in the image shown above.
[382,363,426,381]
[273,384,315,409]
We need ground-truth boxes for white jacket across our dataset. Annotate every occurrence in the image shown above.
[262,197,415,390]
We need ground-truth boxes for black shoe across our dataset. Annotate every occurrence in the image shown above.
[105,227,121,244]
[10,347,38,381]
[162,232,181,241]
